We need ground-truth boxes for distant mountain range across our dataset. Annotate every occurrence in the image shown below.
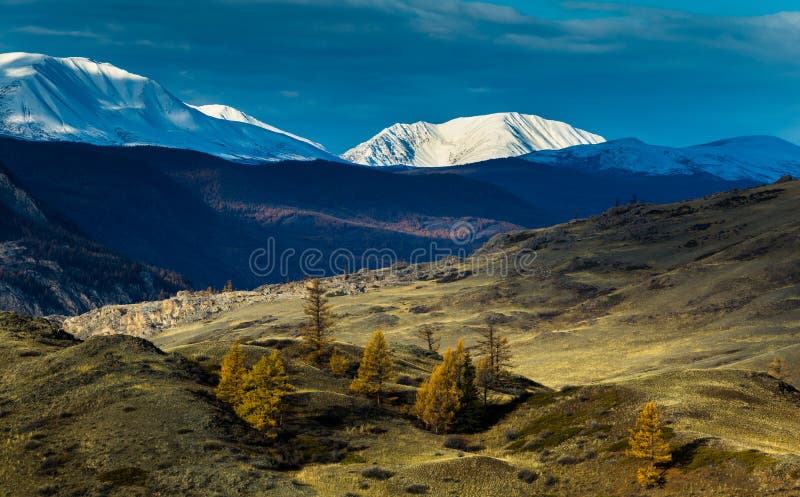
[0,137,541,297]
[343,112,605,167]
[0,52,337,163]
[522,136,800,183]
[2,51,800,315]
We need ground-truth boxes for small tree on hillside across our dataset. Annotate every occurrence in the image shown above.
[301,278,336,361]
[234,350,291,433]
[222,279,233,292]
[414,346,462,433]
[415,324,440,352]
[456,350,482,432]
[768,356,791,382]
[329,347,350,376]
[627,401,671,487]
[475,356,494,407]
[350,330,393,406]
[216,339,246,405]
[477,323,512,381]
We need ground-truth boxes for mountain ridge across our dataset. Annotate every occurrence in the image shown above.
[342,111,605,166]
[522,135,800,183]
[0,52,335,163]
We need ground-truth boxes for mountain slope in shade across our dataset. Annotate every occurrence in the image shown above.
[0,52,335,163]
[0,137,542,290]
[0,161,190,315]
[342,112,605,167]
[523,136,800,183]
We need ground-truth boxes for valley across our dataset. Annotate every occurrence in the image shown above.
[0,178,789,496]
[1,44,800,497]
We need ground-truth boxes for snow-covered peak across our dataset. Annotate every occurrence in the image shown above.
[522,136,800,183]
[0,52,335,163]
[188,103,325,150]
[342,112,605,167]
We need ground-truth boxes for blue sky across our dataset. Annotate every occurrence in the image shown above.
[1,0,799,153]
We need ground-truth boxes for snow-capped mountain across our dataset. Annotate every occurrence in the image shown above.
[342,112,605,167]
[187,103,326,150]
[0,52,335,163]
[522,136,800,183]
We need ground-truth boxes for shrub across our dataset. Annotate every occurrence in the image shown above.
[556,455,580,465]
[361,466,394,480]
[396,375,418,386]
[97,467,149,487]
[405,483,429,494]
[443,436,470,451]
[517,469,538,484]
[503,429,521,442]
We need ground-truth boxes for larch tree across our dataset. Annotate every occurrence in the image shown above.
[627,401,671,487]
[477,323,512,381]
[414,346,462,433]
[216,338,247,405]
[415,324,440,352]
[768,356,791,382]
[234,349,292,433]
[301,278,336,361]
[475,355,493,407]
[350,330,393,406]
[329,347,350,376]
[456,349,482,432]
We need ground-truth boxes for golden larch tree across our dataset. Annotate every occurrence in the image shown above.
[216,338,246,405]
[234,349,291,432]
[627,401,671,487]
[301,278,336,360]
[350,330,393,405]
[329,347,350,376]
[477,323,512,382]
[414,345,462,433]
[475,355,494,407]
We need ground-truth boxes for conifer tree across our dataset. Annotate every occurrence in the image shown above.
[627,401,671,487]
[768,356,791,382]
[475,356,493,407]
[414,346,462,433]
[477,323,512,381]
[301,278,336,360]
[456,349,482,432]
[216,339,246,405]
[415,324,440,352]
[350,330,393,406]
[234,349,291,432]
[329,347,350,376]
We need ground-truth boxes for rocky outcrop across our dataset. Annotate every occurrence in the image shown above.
[62,259,469,339]
[63,290,272,339]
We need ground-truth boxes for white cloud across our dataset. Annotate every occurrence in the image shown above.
[15,25,102,38]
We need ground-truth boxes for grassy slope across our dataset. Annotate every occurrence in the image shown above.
[0,312,310,497]
[155,180,800,388]
[6,180,800,497]
[141,180,800,496]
